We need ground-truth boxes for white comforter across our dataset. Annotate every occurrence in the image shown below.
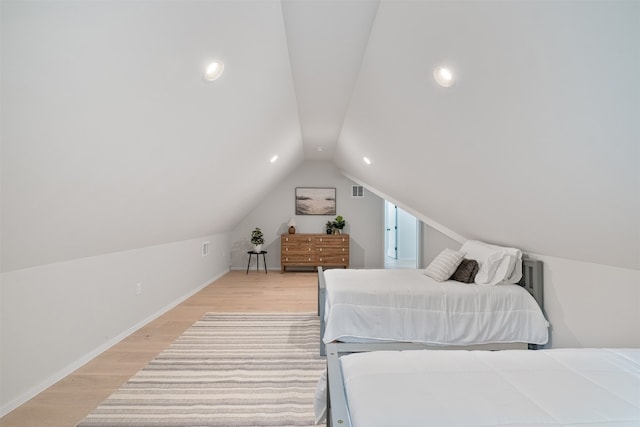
[341,348,640,427]
[323,269,549,346]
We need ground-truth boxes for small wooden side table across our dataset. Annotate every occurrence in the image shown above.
[246,251,268,274]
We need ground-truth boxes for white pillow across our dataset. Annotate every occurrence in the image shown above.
[460,240,513,286]
[483,250,508,284]
[505,258,523,283]
[482,242,523,284]
[424,248,465,282]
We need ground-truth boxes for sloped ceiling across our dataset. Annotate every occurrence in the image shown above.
[1,1,303,271]
[335,1,639,270]
[282,0,379,160]
[2,1,638,272]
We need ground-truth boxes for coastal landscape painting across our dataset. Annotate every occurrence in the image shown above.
[295,187,336,215]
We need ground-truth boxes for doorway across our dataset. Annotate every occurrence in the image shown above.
[384,201,420,269]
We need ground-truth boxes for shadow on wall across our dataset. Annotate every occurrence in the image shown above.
[350,239,365,268]
[541,267,577,349]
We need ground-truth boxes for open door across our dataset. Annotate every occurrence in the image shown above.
[385,202,397,259]
[385,201,419,269]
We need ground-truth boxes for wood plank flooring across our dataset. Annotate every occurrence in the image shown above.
[0,270,318,427]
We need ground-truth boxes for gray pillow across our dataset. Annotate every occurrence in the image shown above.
[449,259,479,283]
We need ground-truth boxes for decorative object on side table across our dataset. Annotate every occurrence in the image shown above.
[325,221,334,234]
[288,218,296,234]
[332,215,346,235]
[250,227,264,253]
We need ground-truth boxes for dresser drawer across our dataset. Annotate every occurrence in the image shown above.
[283,235,314,244]
[317,254,349,265]
[281,242,315,252]
[315,235,349,248]
[282,254,316,264]
[316,245,348,255]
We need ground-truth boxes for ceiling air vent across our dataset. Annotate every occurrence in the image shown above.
[352,185,364,198]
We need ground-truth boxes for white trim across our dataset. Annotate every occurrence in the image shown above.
[341,171,466,244]
[0,269,228,417]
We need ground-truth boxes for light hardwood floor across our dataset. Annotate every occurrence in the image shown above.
[0,270,319,427]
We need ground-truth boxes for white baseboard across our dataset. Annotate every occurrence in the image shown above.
[0,269,229,418]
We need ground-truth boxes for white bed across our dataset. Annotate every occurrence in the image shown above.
[319,258,549,355]
[326,345,640,427]
[324,267,548,343]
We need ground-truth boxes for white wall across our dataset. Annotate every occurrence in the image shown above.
[536,254,640,349]
[396,207,417,260]
[230,161,384,270]
[0,232,230,416]
[422,224,461,267]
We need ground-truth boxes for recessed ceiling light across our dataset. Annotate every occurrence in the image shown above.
[204,61,224,82]
[270,155,278,164]
[434,66,454,87]
[363,157,371,165]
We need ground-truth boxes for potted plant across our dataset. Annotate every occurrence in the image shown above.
[325,221,334,235]
[250,227,264,252]
[332,215,346,234]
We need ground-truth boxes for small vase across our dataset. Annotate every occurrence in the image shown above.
[288,226,296,234]
[333,229,340,235]
[326,228,332,235]
[253,244,263,253]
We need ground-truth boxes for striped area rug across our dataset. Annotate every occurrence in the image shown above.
[77,313,325,427]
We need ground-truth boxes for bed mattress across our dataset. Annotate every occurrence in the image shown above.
[341,348,640,427]
[323,269,549,346]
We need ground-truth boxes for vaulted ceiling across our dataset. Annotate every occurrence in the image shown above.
[2,1,638,272]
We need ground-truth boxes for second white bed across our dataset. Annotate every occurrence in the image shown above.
[333,347,640,427]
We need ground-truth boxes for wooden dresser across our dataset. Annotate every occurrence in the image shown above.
[281,233,349,272]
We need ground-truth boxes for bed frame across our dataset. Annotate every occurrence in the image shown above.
[318,258,544,356]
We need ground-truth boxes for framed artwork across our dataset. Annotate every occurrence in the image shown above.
[295,187,336,215]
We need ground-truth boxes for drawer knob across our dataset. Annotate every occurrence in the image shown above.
[308,238,311,242]
[286,238,288,242]
[285,248,288,251]
[308,248,311,251]
[308,257,311,261]
[285,257,289,261]
[320,238,323,242]
[320,258,323,261]
[320,248,322,252]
